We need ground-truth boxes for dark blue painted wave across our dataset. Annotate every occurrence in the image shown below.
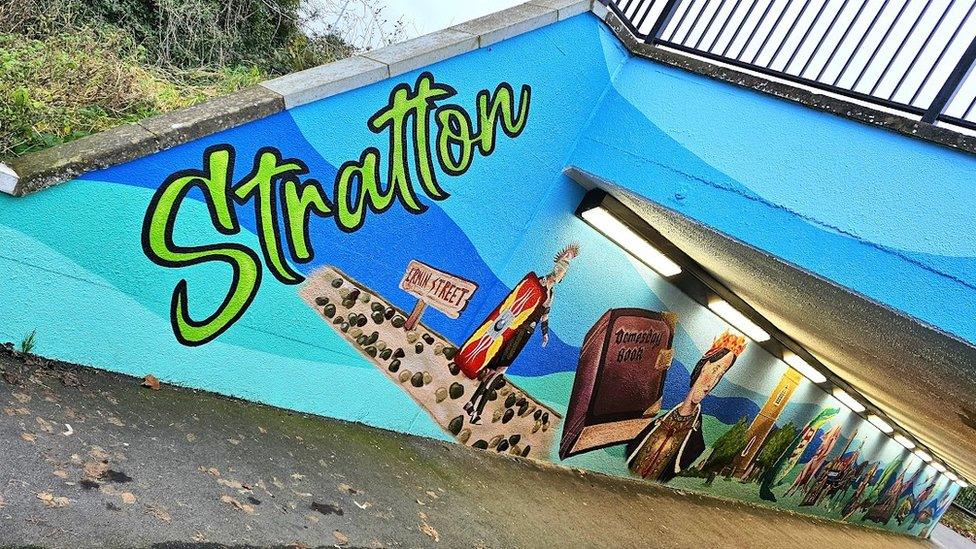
[85,112,584,372]
[87,110,764,425]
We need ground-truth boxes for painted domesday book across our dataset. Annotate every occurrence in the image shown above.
[560,308,676,459]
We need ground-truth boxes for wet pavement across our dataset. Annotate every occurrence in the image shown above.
[0,348,937,548]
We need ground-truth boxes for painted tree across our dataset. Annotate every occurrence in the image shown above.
[701,417,749,484]
[751,422,798,481]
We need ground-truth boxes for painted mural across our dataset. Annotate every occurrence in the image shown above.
[0,12,963,539]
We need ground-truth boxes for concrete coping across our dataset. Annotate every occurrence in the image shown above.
[2,0,592,197]
[6,0,976,196]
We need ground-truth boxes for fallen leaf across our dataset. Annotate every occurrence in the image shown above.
[36,417,54,433]
[53,470,69,479]
[420,521,440,542]
[106,416,125,427]
[226,438,240,445]
[89,447,110,461]
[141,375,161,390]
[310,501,344,516]
[291,473,305,481]
[12,392,30,404]
[425,490,438,499]
[84,461,109,480]
[205,467,220,477]
[192,532,207,542]
[354,500,372,510]
[217,478,250,492]
[120,492,137,504]
[20,432,36,443]
[37,492,70,508]
[258,426,267,434]
[338,483,359,494]
[186,433,197,443]
[220,495,255,515]
[0,495,5,508]
[147,504,172,523]
[333,530,349,545]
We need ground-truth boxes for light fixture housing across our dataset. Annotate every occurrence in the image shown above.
[708,299,771,342]
[914,449,932,462]
[579,206,682,277]
[832,387,866,413]
[894,434,916,450]
[783,351,827,384]
[867,414,893,434]
[931,462,946,473]
[946,471,958,482]
[960,480,970,488]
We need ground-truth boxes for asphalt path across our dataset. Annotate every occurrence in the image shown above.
[0,349,939,548]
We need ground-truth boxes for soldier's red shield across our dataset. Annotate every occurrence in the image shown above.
[456,273,545,379]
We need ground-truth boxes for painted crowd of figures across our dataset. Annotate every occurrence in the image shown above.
[333,240,954,537]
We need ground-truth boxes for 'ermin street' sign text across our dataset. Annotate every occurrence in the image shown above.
[400,260,477,318]
[399,260,478,330]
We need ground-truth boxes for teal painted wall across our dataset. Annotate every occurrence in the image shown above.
[0,12,965,536]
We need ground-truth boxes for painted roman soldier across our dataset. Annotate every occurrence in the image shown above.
[461,244,579,424]
[625,331,747,482]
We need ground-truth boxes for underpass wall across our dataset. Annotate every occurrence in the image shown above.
[0,5,963,537]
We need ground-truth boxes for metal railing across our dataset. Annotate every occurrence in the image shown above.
[604,0,976,131]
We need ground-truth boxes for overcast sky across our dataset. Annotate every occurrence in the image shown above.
[382,0,524,36]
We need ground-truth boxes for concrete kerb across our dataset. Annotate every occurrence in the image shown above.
[5,123,160,197]
[138,86,284,151]
[454,3,559,48]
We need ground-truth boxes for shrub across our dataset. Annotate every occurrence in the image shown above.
[0,0,401,160]
[0,27,263,158]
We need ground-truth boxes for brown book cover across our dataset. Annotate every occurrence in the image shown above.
[559,308,676,460]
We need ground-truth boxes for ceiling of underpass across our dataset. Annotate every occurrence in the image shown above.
[568,167,976,483]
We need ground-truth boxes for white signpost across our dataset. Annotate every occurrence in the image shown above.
[398,260,478,330]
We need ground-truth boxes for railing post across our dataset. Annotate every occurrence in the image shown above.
[922,36,976,124]
[647,0,683,44]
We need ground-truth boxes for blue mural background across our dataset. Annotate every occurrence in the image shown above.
[0,12,965,537]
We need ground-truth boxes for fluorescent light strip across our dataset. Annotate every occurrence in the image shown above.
[707,299,771,342]
[894,434,916,450]
[581,207,682,277]
[914,449,932,462]
[931,462,946,473]
[946,472,958,482]
[832,387,866,413]
[867,414,893,434]
[960,480,970,488]
[783,352,827,384]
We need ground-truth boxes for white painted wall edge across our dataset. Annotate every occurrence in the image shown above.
[0,163,18,195]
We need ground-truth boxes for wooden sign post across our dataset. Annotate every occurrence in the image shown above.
[399,260,478,331]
